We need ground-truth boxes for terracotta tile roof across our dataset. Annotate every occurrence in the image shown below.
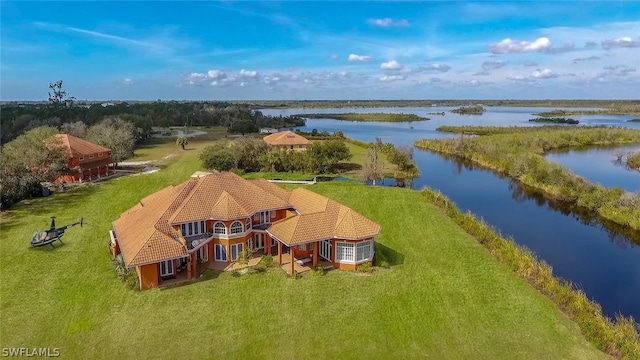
[169,172,290,223]
[249,179,292,202]
[113,173,380,266]
[263,131,310,146]
[113,180,198,267]
[52,134,111,158]
[268,188,381,245]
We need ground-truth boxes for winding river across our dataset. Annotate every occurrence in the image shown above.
[261,107,640,321]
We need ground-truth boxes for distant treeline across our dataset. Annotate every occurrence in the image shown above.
[298,112,429,122]
[450,105,486,115]
[0,102,305,145]
[238,99,640,109]
[536,103,640,117]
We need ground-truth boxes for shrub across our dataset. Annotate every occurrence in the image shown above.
[310,265,325,276]
[357,262,373,273]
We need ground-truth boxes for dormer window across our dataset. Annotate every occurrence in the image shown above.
[98,152,103,158]
[79,155,84,161]
[89,154,94,159]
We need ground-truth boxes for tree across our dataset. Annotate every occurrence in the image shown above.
[60,121,87,138]
[48,80,76,108]
[86,117,136,164]
[361,138,383,185]
[305,140,351,173]
[0,126,68,209]
[176,137,189,150]
[229,120,258,136]
[230,138,269,172]
[200,146,236,171]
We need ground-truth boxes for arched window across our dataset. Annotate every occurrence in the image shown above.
[230,221,243,234]
[214,222,226,234]
[246,218,251,230]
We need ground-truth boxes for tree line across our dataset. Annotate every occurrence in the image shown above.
[199,138,351,174]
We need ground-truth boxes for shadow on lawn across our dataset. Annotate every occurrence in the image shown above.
[375,242,404,266]
[18,185,101,218]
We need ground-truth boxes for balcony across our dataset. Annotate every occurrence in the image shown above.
[184,233,212,251]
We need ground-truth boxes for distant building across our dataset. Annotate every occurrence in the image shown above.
[49,134,115,183]
[263,130,310,151]
[259,127,278,134]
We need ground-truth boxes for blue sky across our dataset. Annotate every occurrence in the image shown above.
[2,1,639,100]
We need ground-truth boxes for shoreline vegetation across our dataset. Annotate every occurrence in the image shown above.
[421,188,640,358]
[414,126,640,230]
[450,105,486,115]
[629,119,640,123]
[535,105,640,117]
[628,152,640,171]
[529,117,579,124]
[298,112,430,122]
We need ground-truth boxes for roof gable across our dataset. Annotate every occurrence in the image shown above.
[52,134,111,158]
[263,131,310,146]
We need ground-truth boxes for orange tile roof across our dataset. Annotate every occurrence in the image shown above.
[52,134,111,158]
[263,131,310,146]
[113,173,380,266]
[268,188,381,245]
[169,172,290,223]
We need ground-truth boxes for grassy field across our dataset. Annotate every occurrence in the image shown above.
[0,138,609,359]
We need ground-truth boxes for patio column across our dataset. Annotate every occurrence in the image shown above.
[226,243,231,263]
[265,234,271,255]
[187,256,192,280]
[277,241,282,264]
[290,250,295,275]
[192,252,198,278]
[312,242,319,267]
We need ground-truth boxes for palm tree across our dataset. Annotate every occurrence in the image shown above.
[176,136,188,150]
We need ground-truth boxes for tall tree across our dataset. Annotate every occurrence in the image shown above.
[86,117,136,164]
[361,138,384,185]
[0,126,68,209]
[60,121,87,138]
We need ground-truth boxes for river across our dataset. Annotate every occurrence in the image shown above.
[260,106,640,321]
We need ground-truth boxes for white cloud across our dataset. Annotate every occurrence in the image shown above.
[412,63,452,73]
[507,74,529,82]
[368,18,410,27]
[531,68,557,79]
[488,37,552,54]
[379,75,406,82]
[601,36,640,50]
[573,55,600,63]
[239,69,258,78]
[348,54,372,62]
[123,78,133,85]
[207,70,226,79]
[380,60,403,70]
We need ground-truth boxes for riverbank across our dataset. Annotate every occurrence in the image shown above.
[299,112,430,122]
[414,126,640,230]
[420,188,639,358]
[628,152,640,171]
[0,149,611,358]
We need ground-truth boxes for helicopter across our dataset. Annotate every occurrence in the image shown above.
[31,216,83,248]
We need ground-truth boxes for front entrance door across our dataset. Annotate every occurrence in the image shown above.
[215,244,227,262]
[320,240,331,261]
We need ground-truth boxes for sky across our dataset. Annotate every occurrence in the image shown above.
[1,1,639,101]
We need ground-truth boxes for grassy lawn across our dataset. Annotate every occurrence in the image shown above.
[0,142,608,359]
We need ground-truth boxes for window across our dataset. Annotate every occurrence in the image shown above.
[320,240,331,260]
[270,211,276,219]
[79,155,84,161]
[198,246,208,262]
[160,260,174,277]
[336,242,355,263]
[231,243,243,261]
[246,218,251,230]
[214,244,227,261]
[297,244,307,251]
[254,234,264,249]
[356,241,372,262]
[271,238,276,247]
[230,221,243,234]
[98,152,103,158]
[290,145,294,150]
[89,154,94,159]
[181,221,206,236]
[214,222,226,234]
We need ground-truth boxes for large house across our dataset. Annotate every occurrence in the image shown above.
[263,130,310,151]
[110,172,380,290]
[50,134,116,183]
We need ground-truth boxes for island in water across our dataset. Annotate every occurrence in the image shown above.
[299,112,430,122]
[529,117,579,124]
[450,105,486,114]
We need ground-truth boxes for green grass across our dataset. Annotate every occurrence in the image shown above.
[0,146,609,359]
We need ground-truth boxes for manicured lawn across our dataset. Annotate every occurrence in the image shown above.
[0,148,607,359]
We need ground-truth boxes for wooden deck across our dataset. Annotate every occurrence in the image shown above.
[278,253,333,275]
[207,256,262,271]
